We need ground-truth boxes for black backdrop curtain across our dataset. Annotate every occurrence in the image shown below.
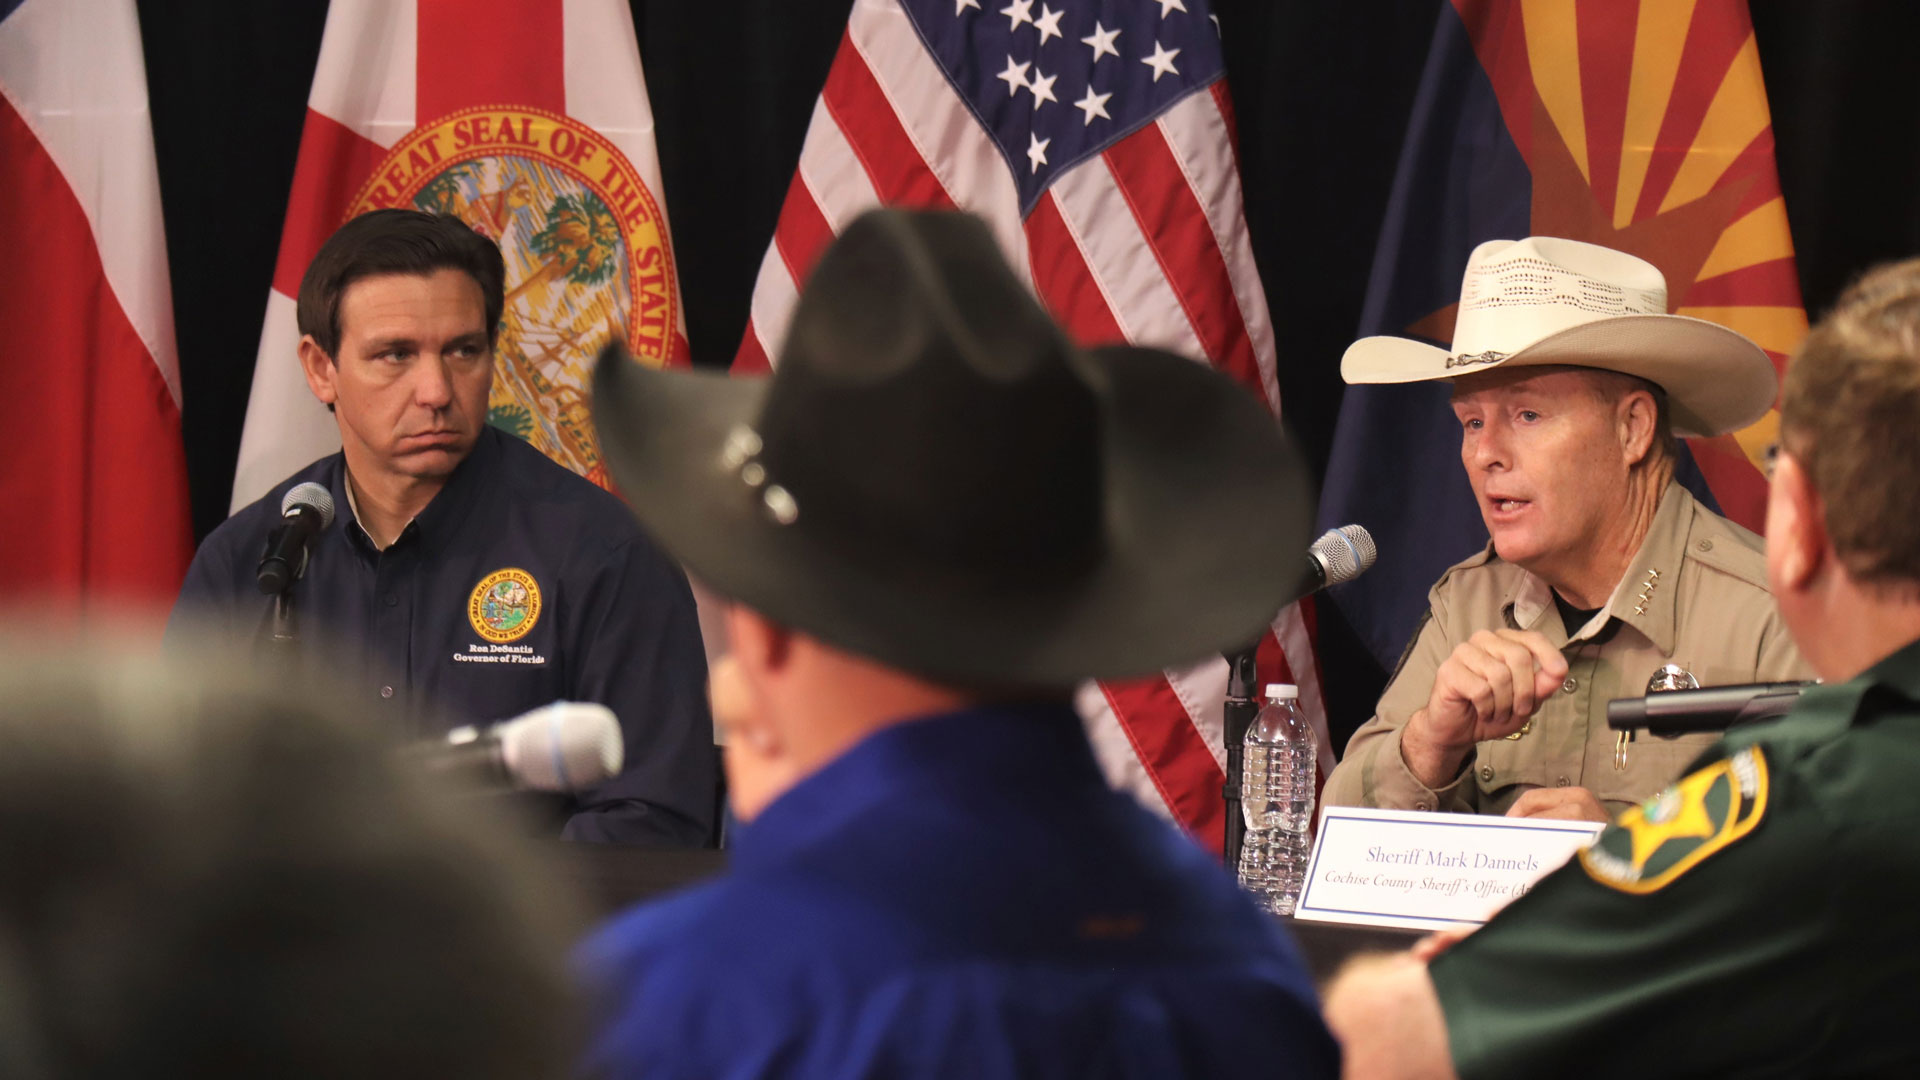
[134,0,1920,744]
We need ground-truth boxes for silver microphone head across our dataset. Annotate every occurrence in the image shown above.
[498,702,625,793]
[281,481,337,529]
[1310,524,1378,587]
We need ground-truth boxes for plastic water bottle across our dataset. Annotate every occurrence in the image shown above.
[1237,684,1317,915]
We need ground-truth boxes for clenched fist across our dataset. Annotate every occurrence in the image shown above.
[1401,629,1569,790]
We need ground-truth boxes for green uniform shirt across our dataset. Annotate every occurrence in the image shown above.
[1429,635,1920,1079]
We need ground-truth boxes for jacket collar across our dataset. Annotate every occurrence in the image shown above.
[728,703,1099,873]
[331,426,502,556]
[1857,634,1920,705]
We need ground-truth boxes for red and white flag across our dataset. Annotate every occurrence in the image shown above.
[0,0,192,614]
[231,0,689,510]
[738,0,1329,853]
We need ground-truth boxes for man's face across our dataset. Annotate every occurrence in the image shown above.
[301,268,493,483]
[1450,367,1633,580]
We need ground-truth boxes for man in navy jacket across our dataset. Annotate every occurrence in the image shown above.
[171,209,714,846]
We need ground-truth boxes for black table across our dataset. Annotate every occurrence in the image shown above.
[1280,917,1423,984]
[547,843,725,912]
[549,844,1421,984]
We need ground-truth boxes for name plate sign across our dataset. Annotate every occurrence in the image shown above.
[1294,806,1604,931]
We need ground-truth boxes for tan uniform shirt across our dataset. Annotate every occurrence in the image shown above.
[1323,483,1810,816]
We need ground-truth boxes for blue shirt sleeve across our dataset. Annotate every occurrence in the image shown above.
[559,533,717,847]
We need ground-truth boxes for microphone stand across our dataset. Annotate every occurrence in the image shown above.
[267,590,298,650]
[258,521,302,653]
[1221,642,1260,870]
[1221,545,1373,870]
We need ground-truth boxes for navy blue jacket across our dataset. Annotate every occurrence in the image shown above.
[579,704,1339,1078]
[170,426,716,846]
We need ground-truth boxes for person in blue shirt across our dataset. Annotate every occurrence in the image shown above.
[169,209,715,847]
[575,208,1340,1078]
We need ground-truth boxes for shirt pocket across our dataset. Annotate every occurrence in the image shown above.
[1593,730,1722,806]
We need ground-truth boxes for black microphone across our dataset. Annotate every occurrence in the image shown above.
[1607,681,1816,736]
[257,482,336,595]
[413,702,625,793]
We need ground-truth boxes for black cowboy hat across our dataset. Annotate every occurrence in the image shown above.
[591,208,1311,685]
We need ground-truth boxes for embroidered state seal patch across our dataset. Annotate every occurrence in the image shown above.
[468,568,543,643]
[1578,746,1769,894]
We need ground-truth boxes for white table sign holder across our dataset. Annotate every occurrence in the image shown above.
[1292,805,1605,932]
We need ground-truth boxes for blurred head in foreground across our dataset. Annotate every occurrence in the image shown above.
[0,643,577,1078]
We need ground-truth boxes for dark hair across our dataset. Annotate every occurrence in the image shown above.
[0,642,579,1078]
[296,209,506,359]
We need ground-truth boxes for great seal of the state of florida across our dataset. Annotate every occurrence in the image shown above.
[349,105,679,490]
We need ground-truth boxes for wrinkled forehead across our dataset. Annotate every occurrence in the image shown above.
[1448,363,1611,404]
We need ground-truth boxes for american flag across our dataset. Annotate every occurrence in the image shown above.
[734,0,1331,852]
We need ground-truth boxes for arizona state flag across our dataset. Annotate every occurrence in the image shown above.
[1320,0,1804,669]
[230,0,689,511]
[0,0,192,614]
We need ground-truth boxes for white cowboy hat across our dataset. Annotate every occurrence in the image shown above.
[1340,236,1778,437]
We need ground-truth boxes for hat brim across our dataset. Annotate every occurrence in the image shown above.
[592,347,1313,686]
[1340,314,1778,437]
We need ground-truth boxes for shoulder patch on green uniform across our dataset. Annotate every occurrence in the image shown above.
[1578,746,1769,893]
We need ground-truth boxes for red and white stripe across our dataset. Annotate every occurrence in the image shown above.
[230,0,688,512]
[734,0,1328,853]
[0,0,192,612]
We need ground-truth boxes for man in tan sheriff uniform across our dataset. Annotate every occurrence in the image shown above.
[1322,237,1808,822]
[1320,252,1920,1080]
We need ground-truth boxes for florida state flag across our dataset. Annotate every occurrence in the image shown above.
[231,0,688,510]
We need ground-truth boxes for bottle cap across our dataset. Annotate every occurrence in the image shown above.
[1264,683,1298,700]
